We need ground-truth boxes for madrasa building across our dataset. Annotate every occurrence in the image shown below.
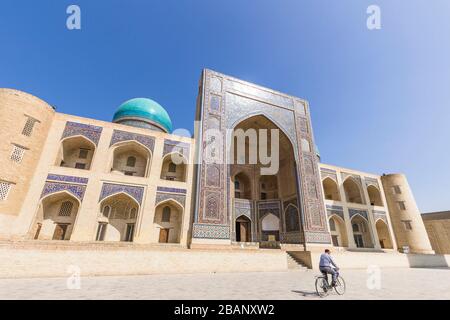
[0,69,439,257]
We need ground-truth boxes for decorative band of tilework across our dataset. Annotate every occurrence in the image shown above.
[61,121,103,146]
[257,200,281,218]
[110,129,155,152]
[373,210,388,223]
[304,231,331,244]
[281,231,304,244]
[155,191,186,208]
[365,177,379,187]
[349,208,369,221]
[320,168,337,174]
[192,223,230,239]
[156,186,187,194]
[41,182,86,202]
[257,200,281,210]
[327,207,344,221]
[234,199,253,219]
[99,183,144,205]
[163,139,190,159]
[46,174,88,185]
[326,205,343,211]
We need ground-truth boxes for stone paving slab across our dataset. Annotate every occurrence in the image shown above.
[0,267,449,300]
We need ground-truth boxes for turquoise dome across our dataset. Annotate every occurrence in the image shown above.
[113,98,173,133]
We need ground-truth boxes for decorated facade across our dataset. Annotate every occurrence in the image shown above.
[0,69,436,254]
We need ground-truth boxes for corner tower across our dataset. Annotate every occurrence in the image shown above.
[0,89,55,239]
[381,174,434,254]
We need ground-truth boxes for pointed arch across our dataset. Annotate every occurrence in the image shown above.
[96,192,140,242]
[160,152,188,182]
[375,219,393,249]
[154,199,184,244]
[33,191,81,241]
[109,140,152,178]
[343,177,364,204]
[56,135,96,170]
[322,177,341,201]
[367,184,383,206]
[328,214,348,247]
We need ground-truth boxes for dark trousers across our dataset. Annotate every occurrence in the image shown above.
[319,266,338,284]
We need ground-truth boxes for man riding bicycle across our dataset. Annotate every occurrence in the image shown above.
[319,249,339,287]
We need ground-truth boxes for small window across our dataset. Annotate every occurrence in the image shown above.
[397,201,406,210]
[10,145,26,163]
[126,156,136,167]
[129,208,137,219]
[329,218,336,231]
[352,223,360,232]
[162,206,171,222]
[102,206,111,218]
[0,181,13,201]
[392,185,402,194]
[168,162,177,173]
[402,220,412,230]
[96,223,107,241]
[58,201,73,216]
[235,191,241,198]
[75,163,86,170]
[261,192,267,200]
[261,183,266,190]
[21,116,39,137]
[78,149,89,159]
[234,180,240,190]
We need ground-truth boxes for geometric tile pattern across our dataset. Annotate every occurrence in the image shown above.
[61,121,103,146]
[99,183,145,205]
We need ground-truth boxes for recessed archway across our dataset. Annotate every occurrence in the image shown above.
[56,136,96,170]
[375,219,393,249]
[328,215,348,247]
[235,215,251,242]
[109,141,151,177]
[260,213,280,241]
[33,191,80,240]
[343,178,364,204]
[96,192,140,242]
[153,200,183,244]
[160,152,187,182]
[322,177,341,201]
[259,175,278,200]
[229,114,299,244]
[367,185,383,206]
[232,172,252,199]
[350,215,373,248]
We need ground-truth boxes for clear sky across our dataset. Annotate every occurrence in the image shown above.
[0,0,449,213]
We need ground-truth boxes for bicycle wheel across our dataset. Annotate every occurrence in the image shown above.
[334,275,346,295]
[315,277,329,297]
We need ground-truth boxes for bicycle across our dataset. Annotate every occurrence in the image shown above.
[315,271,346,297]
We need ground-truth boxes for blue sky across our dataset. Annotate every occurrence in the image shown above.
[0,0,449,213]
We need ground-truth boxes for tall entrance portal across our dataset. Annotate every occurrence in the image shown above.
[192,69,331,248]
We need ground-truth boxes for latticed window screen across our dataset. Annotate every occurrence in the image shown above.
[10,145,26,163]
[58,201,73,216]
[0,181,12,201]
[21,117,38,136]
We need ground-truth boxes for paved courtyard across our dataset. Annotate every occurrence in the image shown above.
[0,267,449,300]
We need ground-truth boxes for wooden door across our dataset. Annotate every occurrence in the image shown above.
[240,222,248,242]
[52,224,68,240]
[159,228,169,243]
